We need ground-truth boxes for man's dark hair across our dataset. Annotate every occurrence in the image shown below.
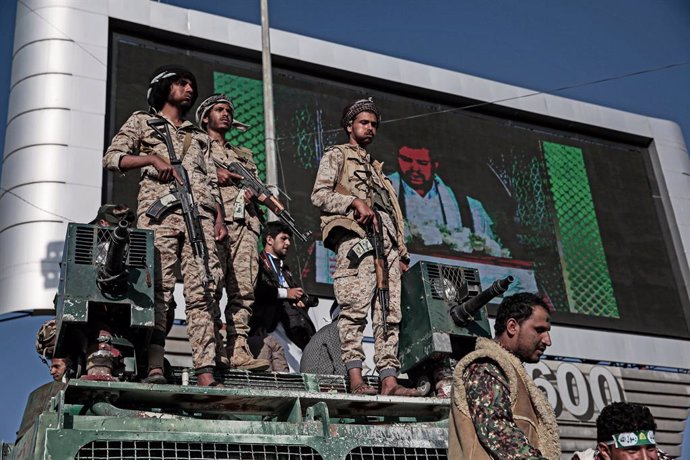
[493,292,549,336]
[261,221,293,246]
[596,402,657,443]
[147,65,198,113]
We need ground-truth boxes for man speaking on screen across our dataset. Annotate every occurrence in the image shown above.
[388,144,511,257]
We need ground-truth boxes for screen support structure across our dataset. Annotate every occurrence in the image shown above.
[261,0,279,221]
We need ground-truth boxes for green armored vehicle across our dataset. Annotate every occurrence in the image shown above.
[5,222,505,459]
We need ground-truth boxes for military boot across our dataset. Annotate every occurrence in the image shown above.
[227,335,270,371]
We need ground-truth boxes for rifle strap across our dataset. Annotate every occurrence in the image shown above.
[154,132,193,165]
[181,132,192,159]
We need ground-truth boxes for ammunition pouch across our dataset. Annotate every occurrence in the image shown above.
[347,237,374,264]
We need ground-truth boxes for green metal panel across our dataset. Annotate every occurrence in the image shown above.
[10,380,449,460]
[399,261,491,375]
[53,223,156,373]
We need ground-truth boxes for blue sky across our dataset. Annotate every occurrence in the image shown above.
[1,0,689,443]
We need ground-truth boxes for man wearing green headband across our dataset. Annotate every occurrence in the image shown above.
[572,402,671,460]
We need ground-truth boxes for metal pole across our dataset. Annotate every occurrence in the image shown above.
[260,0,278,218]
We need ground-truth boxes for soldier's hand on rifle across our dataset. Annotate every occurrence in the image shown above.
[216,168,245,187]
[151,156,182,183]
[351,198,378,231]
[243,189,254,203]
[287,287,304,300]
[400,259,410,273]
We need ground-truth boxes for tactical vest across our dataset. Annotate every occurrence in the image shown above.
[448,337,561,460]
[320,144,408,258]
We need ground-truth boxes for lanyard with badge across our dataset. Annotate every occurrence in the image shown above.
[266,254,286,287]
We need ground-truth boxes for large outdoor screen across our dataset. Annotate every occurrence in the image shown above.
[106,30,690,339]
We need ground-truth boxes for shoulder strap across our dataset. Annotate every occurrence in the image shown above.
[331,146,350,195]
[180,132,192,159]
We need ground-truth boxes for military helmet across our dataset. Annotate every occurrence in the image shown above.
[146,64,198,112]
[341,97,381,129]
[36,319,57,360]
[195,94,250,132]
[89,204,135,226]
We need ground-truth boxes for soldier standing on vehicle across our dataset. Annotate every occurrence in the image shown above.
[311,98,421,396]
[195,94,269,371]
[103,66,228,387]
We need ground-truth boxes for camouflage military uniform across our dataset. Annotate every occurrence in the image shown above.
[311,143,407,378]
[103,111,224,371]
[254,334,289,373]
[464,360,548,459]
[209,141,261,346]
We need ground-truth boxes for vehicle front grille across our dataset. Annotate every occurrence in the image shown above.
[76,440,323,459]
[317,374,380,393]
[347,446,448,460]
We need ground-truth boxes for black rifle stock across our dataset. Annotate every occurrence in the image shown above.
[214,159,311,242]
[145,118,213,288]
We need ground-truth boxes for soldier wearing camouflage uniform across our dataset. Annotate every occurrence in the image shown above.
[311,98,420,397]
[449,292,561,459]
[103,66,228,387]
[195,94,269,371]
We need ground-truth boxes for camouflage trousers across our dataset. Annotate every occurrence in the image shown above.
[333,232,402,376]
[215,222,259,340]
[138,211,223,370]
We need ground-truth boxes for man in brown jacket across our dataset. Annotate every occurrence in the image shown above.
[449,292,561,459]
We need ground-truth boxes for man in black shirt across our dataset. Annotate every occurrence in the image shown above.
[253,222,316,353]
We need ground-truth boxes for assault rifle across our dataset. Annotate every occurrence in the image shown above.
[370,210,390,333]
[145,118,213,288]
[347,210,390,333]
[214,159,311,242]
